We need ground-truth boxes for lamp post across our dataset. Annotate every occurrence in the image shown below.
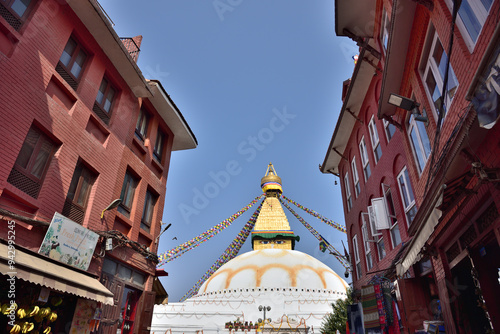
[258,305,271,324]
[101,198,122,219]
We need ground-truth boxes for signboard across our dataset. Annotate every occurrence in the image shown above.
[39,212,99,271]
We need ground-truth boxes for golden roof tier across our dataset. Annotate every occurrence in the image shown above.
[252,164,299,250]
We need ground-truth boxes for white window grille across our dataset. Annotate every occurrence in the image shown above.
[359,137,371,181]
[368,116,382,163]
[351,157,360,197]
[344,173,353,211]
[397,167,417,226]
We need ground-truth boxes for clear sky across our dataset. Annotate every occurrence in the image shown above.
[99,0,358,302]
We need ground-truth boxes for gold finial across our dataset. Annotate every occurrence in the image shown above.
[261,163,282,195]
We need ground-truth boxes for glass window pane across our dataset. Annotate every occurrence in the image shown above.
[132,271,145,286]
[11,0,31,17]
[102,258,117,274]
[60,38,76,66]
[391,224,402,247]
[104,87,114,112]
[118,265,132,281]
[16,129,39,169]
[459,0,482,42]
[96,79,107,104]
[481,0,493,9]
[31,141,52,178]
[70,50,87,78]
[410,127,426,173]
[404,169,415,202]
[416,120,431,158]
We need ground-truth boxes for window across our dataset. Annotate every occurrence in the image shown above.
[62,161,96,224]
[381,8,390,51]
[422,28,459,120]
[7,126,56,198]
[451,0,493,47]
[359,137,371,181]
[377,236,386,260]
[141,190,158,233]
[368,116,382,163]
[118,171,139,217]
[153,129,166,162]
[344,173,352,211]
[362,222,373,271]
[383,185,401,248]
[352,235,361,280]
[57,37,88,90]
[383,118,396,142]
[135,108,149,141]
[351,157,360,197]
[93,77,116,124]
[0,0,35,30]
[407,111,431,174]
[398,167,417,225]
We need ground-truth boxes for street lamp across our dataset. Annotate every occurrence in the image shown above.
[258,305,271,324]
[101,199,122,219]
[388,93,428,123]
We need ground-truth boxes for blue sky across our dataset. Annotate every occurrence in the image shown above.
[99,0,358,302]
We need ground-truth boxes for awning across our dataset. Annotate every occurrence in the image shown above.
[0,243,114,305]
[396,205,442,277]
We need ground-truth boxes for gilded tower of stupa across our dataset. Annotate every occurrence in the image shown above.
[252,163,300,250]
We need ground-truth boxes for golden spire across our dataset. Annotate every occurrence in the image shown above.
[261,163,283,195]
[252,163,299,250]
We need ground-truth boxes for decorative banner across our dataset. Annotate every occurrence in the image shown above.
[157,194,264,266]
[180,200,264,302]
[279,197,350,269]
[281,195,347,233]
[39,212,99,271]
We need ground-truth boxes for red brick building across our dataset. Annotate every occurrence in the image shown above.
[322,0,500,333]
[0,1,196,333]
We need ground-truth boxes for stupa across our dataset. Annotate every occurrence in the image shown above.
[151,164,348,333]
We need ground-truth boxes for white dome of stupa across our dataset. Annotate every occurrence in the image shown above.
[198,249,347,296]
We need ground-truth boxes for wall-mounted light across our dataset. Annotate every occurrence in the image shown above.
[388,93,428,123]
[101,199,122,219]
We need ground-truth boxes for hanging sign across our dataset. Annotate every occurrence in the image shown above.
[39,212,99,271]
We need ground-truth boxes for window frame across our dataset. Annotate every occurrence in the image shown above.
[135,108,150,142]
[153,128,166,162]
[118,171,139,217]
[351,157,360,198]
[0,0,36,30]
[359,137,371,181]
[141,189,158,233]
[93,76,117,122]
[66,161,96,210]
[58,36,88,87]
[368,116,382,163]
[382,184,401,249]
[380,8,390,52]
[421,27,459,122]
[344,172,353,211]
[9,126,56,198]
[352,235,361,280]
[362,221,373,271]
[407,110,432,174]
[383,118,396,142]
[397,167,417,226]
[445,0,493,51]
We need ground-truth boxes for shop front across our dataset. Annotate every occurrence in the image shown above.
[0,241,114,333]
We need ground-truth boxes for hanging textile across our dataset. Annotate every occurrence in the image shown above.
[281,194,346,233]
[157,194,264,266]
[179,200,264,301]
[361,285,380,330]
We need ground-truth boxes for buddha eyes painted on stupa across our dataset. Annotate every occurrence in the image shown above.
[259,240,285,244]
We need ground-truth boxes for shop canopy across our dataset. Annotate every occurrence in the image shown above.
[0,243,113,305]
